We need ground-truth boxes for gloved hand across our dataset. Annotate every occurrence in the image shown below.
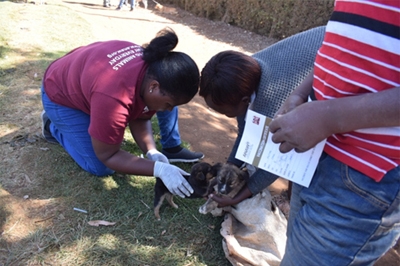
[153,161,193,198]
[146,149,169,164]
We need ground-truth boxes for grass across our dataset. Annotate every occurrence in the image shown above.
[0,1,228,265]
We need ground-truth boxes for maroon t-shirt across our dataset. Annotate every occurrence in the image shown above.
[44,41,155,145]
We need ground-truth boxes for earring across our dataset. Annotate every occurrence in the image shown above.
[149,89,153,93]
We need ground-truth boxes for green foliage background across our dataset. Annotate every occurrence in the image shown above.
[159,0,334,39]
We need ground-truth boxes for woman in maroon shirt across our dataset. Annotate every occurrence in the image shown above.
[41,27,200,198]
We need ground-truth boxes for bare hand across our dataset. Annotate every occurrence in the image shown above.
[275,94,306,117]
[269,101,331,153]
[209,193,238,207]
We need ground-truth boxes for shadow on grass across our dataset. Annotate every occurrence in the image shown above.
[0,27,230,266]
[0,107,228,265]
[0,136,227,265]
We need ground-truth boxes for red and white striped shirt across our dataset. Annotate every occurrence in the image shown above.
[313,0,400,181]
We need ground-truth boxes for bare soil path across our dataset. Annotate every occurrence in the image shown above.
[62,0,294,193]
[60,0,277,166]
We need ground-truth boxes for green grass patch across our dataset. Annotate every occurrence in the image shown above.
[0,1,228,265]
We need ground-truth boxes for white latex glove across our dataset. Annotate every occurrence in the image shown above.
[146,149,169,164]
[153,161,193,198]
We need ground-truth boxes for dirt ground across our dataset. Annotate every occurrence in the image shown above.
[4,0,399,264]
[62,0,292,191]
[60,1,398,264]
[61,0,276,166]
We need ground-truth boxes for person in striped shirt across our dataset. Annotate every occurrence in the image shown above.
[200,0,398,264]
[269,0,399,264]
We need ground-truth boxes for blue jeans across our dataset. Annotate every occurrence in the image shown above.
[156,107,181,149]
[282,153,400,265]
[118,0,135,8]
[41,86,114,176]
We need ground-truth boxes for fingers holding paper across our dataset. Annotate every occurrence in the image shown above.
[269,101,331,153]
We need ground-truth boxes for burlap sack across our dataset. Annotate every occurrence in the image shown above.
[220,189,287,266]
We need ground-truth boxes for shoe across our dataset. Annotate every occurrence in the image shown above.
[41,110,58,144]
[162,148,204,163]
[130,7,134,11]
[116,6,121,10]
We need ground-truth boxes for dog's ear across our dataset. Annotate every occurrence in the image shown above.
[206,177,218,195]
[205,172,214,181]
[202,164,212,181]
[210,162,223,176]
[195,172,206,181]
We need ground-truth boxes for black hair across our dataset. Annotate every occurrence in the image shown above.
[142,27,199,103]
[200,50,260,106]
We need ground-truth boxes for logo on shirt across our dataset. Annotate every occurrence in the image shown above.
[107,45,143,71]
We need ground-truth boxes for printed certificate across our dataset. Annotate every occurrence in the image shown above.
[235,109,326,187]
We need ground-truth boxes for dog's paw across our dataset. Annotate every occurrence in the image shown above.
[198,205,207,214]
[154,209,161,220]
[199,198,219,215]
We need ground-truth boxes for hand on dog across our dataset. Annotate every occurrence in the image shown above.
[146,149,169,163]
[153,161,193,198]
[209,193,238,207]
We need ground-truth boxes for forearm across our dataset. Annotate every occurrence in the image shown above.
[99,146,192,198]
[270,87,400,153]
[247,169,279,195]
[275,71,314,116]
[103,149,155,176]
[92,137,155,176]
[129,119,157,153]
[290,71,314,100]
[322,87,400,134]
[231,186,252,204]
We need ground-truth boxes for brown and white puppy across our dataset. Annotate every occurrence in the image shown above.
[154,3,178,14]
[153,162,221,220]
[199,163,249,215]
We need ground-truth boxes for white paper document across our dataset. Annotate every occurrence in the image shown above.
[235,109,326,187]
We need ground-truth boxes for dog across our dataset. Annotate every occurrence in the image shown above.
[154,2,178,14]
[153,162,221,220]
[199,163,249,216]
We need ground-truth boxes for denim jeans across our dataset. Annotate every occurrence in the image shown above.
[41,85,114,176]
[282,153,400,265]
[156,107,181,149]
[118,0,135,9]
